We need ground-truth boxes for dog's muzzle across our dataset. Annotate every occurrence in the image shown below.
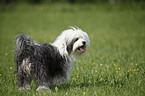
[77,41,86,52]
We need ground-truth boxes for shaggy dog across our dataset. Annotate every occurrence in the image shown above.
[15,27,90,91]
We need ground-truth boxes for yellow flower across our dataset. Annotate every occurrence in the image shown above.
[100,64,103,66]
[95,70,97,72]
[131,63,133,65]
[133,69,136,71]
[83,92,86,95]
[118,68,120,70]
[77,75,79,78]
[135,64,137,66]
[137,69,139,71]
[114,64,116,67]
[0,74,2,76]
[115,68,117,70]
[43,93,46,95]
[127,70,130,72]
[5,52,8,56]
[107,66,109,68]
[10,67,12,69]
[99,79,101,82]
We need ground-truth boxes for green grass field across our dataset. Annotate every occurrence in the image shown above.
[0,3,145,96]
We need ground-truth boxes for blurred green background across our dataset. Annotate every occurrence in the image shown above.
[0,0,145,4]
[0,0,145,96]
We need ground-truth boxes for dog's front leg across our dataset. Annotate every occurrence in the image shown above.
[35,65,51,92]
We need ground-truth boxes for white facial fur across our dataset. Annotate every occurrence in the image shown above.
[52,27,90,60]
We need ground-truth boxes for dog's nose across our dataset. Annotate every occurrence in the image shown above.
[82,41,86,45]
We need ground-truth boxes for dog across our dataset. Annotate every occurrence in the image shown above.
[15,27,90,91]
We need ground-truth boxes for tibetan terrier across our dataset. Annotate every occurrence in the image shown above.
[15,27,90,91]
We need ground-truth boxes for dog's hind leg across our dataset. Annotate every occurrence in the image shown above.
[17,60,32,91]
[23,73,32,90]
[17,66,24,90]
[18,73,31,91]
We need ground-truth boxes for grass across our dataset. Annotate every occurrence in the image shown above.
[0,3,145,96]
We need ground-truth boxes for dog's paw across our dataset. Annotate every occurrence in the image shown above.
[18,85,30,91]
[18,87,25,91]
[36,86,51,92]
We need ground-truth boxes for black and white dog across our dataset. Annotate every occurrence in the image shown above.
[15,27,90,91]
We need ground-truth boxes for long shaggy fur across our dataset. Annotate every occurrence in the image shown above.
[15,27,90,91]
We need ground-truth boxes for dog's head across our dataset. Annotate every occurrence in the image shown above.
[64,27,90,58]
[53,27,90,59]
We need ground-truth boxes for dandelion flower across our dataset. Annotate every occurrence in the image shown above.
[99,80,101,82]
[114,64,116,66]
[77,75,79,78]
[137,69,139,71]
[5,52,8,56]
[100,64,103,66]
[135,64,137,66]
[10,67,12,69]
[83,92,86,95]
[127,70,130,72]
[0,74,2,76]
[107,66,109,68]
[133,69,136,71]
[95,70,97,72]
[115,68,117,70]
[43,93,46,95]
[118,68,120,70]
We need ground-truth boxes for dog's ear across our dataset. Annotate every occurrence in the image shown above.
[67,38,78,54]
[67,44,72,54]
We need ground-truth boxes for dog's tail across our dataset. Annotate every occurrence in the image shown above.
[15,33,35,65]
[16,33,34,52]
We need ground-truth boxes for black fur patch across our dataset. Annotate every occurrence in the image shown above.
[67,38,78,54]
